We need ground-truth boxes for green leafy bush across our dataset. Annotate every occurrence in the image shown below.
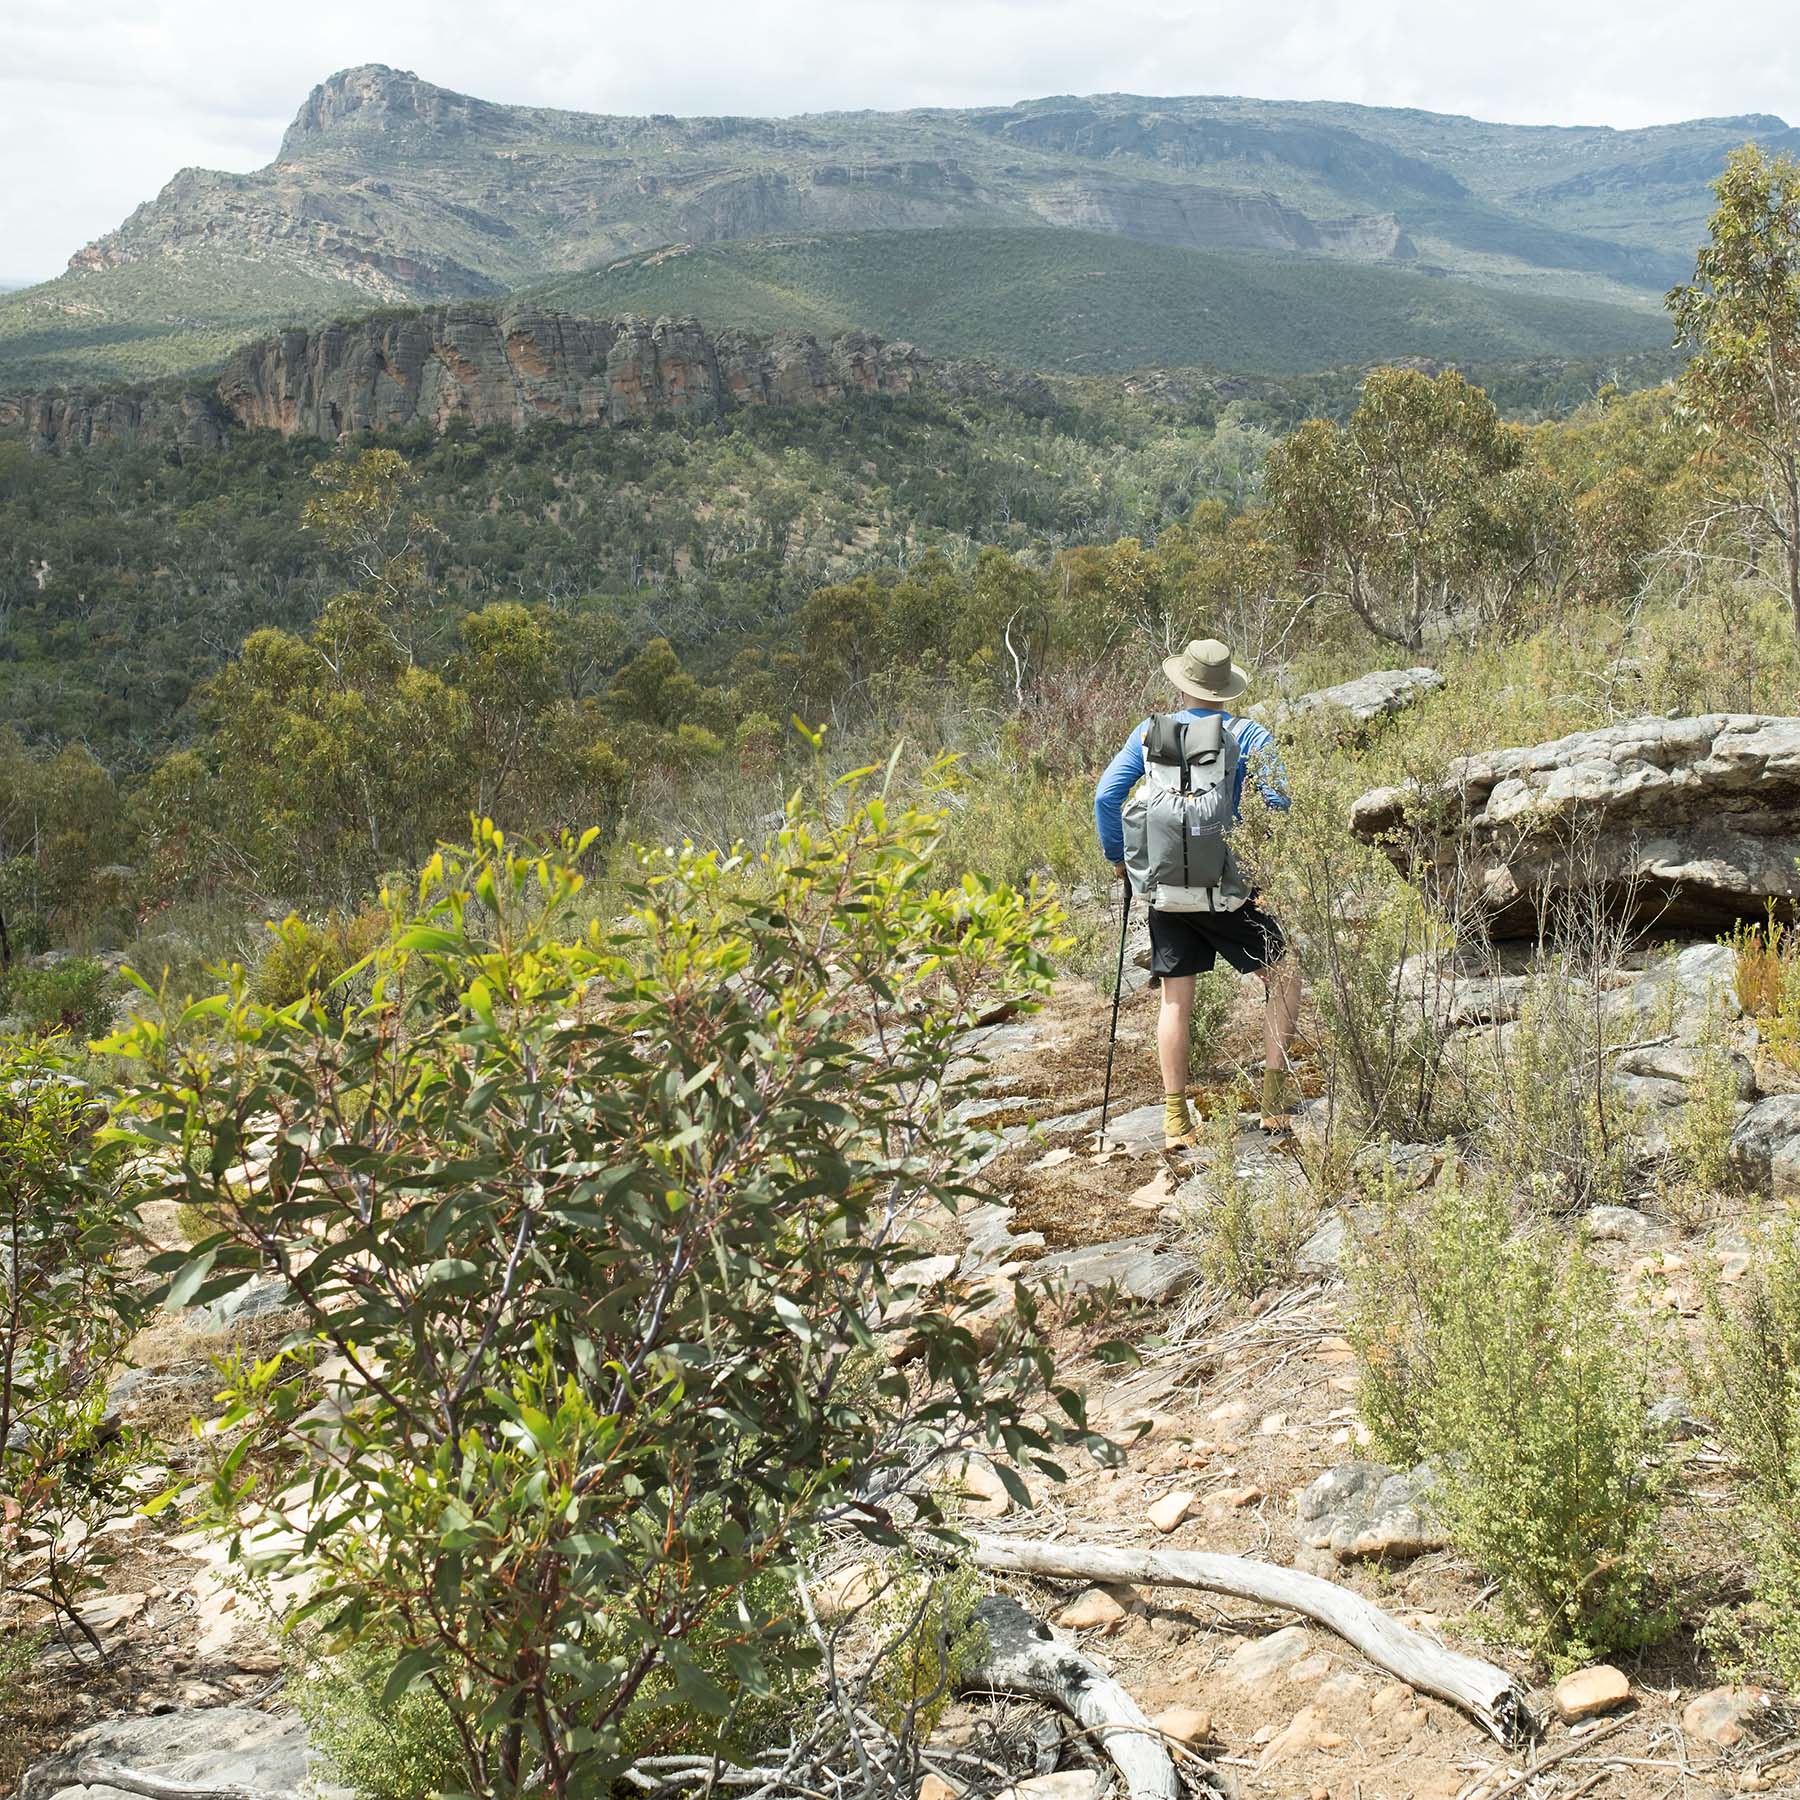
[113,779,1092,1797]
[292,1639,466,1800]
[1,956,119,1040]
[1348,1175,1668,1665]
[251,909,387,1015]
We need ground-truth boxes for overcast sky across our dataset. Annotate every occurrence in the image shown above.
[3,0,1797,284]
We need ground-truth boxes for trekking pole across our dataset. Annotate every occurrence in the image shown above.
[1098,873,1132,1147]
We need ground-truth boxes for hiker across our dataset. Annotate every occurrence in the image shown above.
[1093,637,1301,1149]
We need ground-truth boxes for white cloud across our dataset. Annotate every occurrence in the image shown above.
[1,0,1796,282]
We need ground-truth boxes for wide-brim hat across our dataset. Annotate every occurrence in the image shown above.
[1162,637,1250,704]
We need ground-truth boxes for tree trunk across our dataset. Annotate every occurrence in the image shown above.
[969,1535,1533,1747]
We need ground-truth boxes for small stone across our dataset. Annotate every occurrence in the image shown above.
[919,1775,959,1800]
[1554,1665,1632,1723]
[1369,1680,1415,1715]
[1257,1705,1332,1769]
[811,1561,882,1621]
[1220,1484,1264,1508]
[996,1774,1104,1800]
[1032,1146,1076,1170]
[1128,1169,1174,1210]
[1287,1652,1336,1683]
[1147,1489,1197,1533]
[1055,1586,1130,1630]
[1208,1399,1250,1425]
[1150,1705,1212,1746]
[1229,1625,1313,1683]
[1311,1788,1331,1800]
[945,1454,1013,1518]
[1683,1686,1771,1747]
[1260,1411,1289,1434]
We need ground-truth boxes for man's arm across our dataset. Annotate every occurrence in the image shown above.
[1233,719,1291,815]
[1094,722,1149,865]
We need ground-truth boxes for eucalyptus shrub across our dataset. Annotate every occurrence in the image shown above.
[114,771,1091,1796]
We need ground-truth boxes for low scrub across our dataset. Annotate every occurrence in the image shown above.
[1730,907,1800,1072]
[1348,1175,1669,1665]
[1180,1102,1318,1297]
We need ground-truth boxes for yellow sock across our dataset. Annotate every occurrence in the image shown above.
[1262,1066,1291,1118]
[1164,1094,1192,1140]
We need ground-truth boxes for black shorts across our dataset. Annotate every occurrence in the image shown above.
[1148,900,1286,980]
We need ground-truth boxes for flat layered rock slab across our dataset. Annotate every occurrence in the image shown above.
[1031,1236,1199,1303]
[1353,713,1800,937]
[21,1708,312,1800]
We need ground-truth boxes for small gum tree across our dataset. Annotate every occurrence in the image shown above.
[110,768,1098,1795]
[1263,367,1541,653]
[1669,144,1800,641]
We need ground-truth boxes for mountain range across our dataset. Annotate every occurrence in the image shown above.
[0,63,1788,390]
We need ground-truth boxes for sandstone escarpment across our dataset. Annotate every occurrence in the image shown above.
[2,308,1034,453]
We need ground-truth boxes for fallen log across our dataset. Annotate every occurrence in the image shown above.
[963,1594,1184,1800]
[969,1536,1533,1748]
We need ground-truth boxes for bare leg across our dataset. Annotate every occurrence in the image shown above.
[1261,958,1302,1126]
[1157,974,1196,1096]
[1263,958,1301,1073]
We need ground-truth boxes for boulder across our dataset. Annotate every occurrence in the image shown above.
[1031,1237,1198,1304]
[1294,1460,1447,1562]
[1256,667,1445,733]
[191,1273,299,1334]
[1729,1095,1800,1200]
[1613,1042,1758,1100]
[20,1708,310,1800]
[1351,715,1800,938]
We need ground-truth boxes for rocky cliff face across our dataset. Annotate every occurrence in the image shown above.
[1,308,1027,453]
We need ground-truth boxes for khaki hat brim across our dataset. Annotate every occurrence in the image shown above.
[1162,652,1250,703]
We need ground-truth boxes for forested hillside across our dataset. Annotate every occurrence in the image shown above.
[526,228,1672,376]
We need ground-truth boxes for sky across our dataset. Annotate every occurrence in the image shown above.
[3,0,1797,284]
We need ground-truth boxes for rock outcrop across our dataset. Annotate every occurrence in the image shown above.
[1253,666,1444,734]
[3,308,1037,452]
[1351,714,1800,936]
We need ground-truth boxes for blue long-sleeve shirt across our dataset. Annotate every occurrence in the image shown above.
[1094,708,1289,864]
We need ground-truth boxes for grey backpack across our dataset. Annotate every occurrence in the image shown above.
[1121,714,1251,913]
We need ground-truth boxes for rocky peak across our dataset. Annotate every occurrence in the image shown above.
[278,65,504,160]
